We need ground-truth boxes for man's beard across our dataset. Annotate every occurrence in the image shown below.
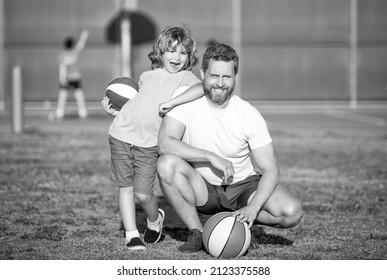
[204,85,234,106]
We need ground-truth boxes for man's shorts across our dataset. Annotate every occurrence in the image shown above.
[109,135,158,195]
[59,79,82,90]
[196,174,262,215]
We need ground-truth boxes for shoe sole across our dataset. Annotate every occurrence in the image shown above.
[127,245,146,251]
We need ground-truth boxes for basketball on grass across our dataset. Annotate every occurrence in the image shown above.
[202,212,251,258]
[105,76,139,110]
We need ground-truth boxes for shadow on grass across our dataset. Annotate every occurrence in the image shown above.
[162,225,293,246]
[163,227,189,242]
[251,227,294,246]
[135,197,295,246]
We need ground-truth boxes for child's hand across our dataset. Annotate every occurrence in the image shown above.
[159,101,174,118]
[101,97,119,117]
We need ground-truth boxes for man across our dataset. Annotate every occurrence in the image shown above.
[50,30,89,121]
[157,43,303,253]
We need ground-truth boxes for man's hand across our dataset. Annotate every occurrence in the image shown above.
[209,154,234,183]
[101,97,119,117]
[233,205,259,228]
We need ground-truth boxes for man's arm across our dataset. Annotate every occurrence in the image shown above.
[233,143,280,227]
[158,116,234,180]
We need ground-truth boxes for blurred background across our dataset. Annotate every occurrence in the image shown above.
[1,0,387,112]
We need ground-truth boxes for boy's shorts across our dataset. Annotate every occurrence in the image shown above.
[109,135,158,195]
[196,174,262,215]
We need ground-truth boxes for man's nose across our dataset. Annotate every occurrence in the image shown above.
[216,77,223,87]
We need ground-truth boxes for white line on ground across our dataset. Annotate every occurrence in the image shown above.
[324,109,386,126]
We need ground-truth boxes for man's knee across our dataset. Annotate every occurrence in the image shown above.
[281,199,303,228]
[156,154,180,182]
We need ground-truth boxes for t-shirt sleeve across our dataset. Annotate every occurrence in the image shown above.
[246,106,272,150]
[138,73,145,88]
[166,104,186,125]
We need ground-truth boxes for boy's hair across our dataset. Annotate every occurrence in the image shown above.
[202,43,239,75]
[148,26,199,71]
[63,36,75,49]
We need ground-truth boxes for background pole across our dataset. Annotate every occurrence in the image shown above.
[232,0,242,96]
[121,15,131,77]
[120,0,138,77]
[350,0,358,109]
[12,65,23,134]
[0,0,4,110]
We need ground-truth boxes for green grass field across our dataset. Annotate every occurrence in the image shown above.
[0,125,386,260]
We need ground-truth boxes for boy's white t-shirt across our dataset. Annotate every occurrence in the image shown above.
[167,95,272,185]
[109,68,200,147]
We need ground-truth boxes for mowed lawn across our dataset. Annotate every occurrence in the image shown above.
[0,122,386,260]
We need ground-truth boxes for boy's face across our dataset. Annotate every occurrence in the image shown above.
[162,41,188,74]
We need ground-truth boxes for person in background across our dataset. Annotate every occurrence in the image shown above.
[50,30,89,121]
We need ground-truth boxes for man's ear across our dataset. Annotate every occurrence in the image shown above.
[200,67,205,80]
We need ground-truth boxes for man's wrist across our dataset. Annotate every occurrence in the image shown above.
[247,204,261,216]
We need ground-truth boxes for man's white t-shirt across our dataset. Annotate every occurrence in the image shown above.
[167,95,272,185]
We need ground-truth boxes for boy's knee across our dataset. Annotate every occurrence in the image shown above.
[135,192,152,205]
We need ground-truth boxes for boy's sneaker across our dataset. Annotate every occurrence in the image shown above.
[144,208,165,243]
[126,237,146,250]
[178,229,203,253]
